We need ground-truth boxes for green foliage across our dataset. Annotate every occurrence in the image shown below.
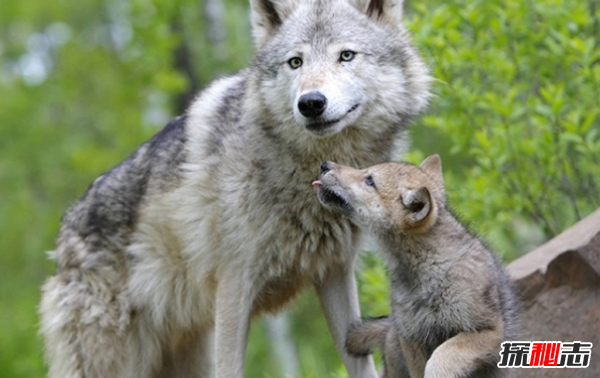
[0,0,598,377]
[407,0,600,258]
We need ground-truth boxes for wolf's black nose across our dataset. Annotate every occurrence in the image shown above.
[298,92,327,118]
[321,161,331,174]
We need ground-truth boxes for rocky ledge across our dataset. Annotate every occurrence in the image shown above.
[507,207,600,377]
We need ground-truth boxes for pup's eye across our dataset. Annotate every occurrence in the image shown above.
[364,175,375,187]
[339,50,356,62]
[288,57,303,69]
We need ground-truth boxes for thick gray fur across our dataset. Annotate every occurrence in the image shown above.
[39,1,430,377]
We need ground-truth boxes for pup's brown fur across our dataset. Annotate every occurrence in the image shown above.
[314,155,519,378]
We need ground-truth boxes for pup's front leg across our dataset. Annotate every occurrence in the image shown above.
[424,329,503,378]
[315,264,378,378]
[399,337,428,378]
[214,269,257,378]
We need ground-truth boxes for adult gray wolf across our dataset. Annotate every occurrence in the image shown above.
[39,0,430,377]
[313,155,520,378]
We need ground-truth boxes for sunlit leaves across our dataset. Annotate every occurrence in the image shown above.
[407,0,600,258]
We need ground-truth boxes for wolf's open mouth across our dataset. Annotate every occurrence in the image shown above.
[306,104,360,131]
[318,187,349,209]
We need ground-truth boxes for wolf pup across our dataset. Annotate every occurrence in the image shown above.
[313,155,519,378]
[39,0,430,377]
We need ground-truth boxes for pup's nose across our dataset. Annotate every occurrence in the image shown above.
[321,161,331,175]
[298,92,327,118]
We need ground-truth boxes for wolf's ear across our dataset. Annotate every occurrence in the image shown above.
[419,154,444,189]
[250,0,298,46]
[401,186,432,226]
[349,0,404,25]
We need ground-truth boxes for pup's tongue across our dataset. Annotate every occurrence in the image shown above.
[311,180,322,187]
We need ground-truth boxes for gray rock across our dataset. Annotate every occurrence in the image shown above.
[507,207,600,377]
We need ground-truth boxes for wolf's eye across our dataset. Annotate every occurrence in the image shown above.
[339,50,356,62]
[288,57,303,69]
[364,175,375,187]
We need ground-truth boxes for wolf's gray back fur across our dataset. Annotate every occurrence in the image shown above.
[40,1,430,377]
[57,116,188,263]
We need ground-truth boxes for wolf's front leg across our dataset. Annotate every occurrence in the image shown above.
[214,269,256,378]
[315,264,379,378]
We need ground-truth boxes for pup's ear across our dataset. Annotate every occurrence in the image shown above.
[349,0,404,25]
[401,187,432,226]
[250,0,298,46]
[419,154,444,189]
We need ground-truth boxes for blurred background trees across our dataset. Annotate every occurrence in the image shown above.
[0,0,598,376]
